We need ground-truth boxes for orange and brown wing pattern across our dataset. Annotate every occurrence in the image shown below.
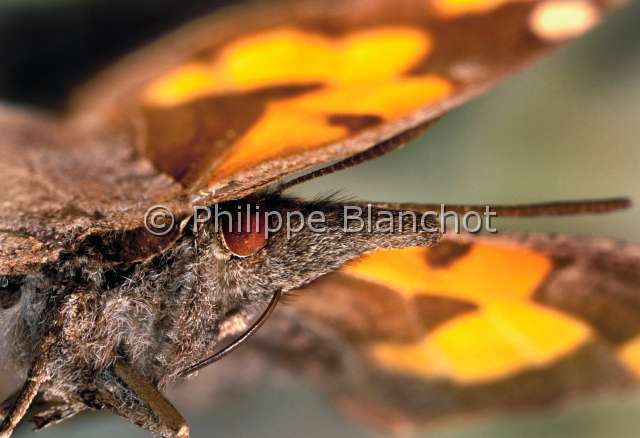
[73,0,618,203]
[255,234,640,427]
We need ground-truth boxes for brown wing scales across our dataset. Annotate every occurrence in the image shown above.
[0,106,188,277]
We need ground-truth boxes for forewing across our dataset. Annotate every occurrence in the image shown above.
[0,106,187,278]
[72,0,620,202]
[251,234,640,428]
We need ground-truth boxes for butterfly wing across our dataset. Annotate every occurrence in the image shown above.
[245,234,640,428]
[71,0,619,203]
[0,105,189,279]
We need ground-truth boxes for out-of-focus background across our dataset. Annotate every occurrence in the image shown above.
[1,0,640,437]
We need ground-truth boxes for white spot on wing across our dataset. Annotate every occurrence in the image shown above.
[449,62,489,83]
[529,0,600,43]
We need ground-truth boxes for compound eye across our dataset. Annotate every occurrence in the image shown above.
[219,202,268,257]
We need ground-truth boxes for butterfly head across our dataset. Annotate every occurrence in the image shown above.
[193,194,441,297]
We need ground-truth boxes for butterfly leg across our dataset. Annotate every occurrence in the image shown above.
[0,333,55,438]
[0,388,86,432]
[96,359,189,438]
[29,399,86,431]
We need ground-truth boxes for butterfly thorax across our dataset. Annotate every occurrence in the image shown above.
[4,230,259,394]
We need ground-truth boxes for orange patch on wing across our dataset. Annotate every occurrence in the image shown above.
[371,301,591,384]
[212,75,451,181]
[618,336,640,378]
[345,243,590,383]
[145,27,432,106]
[430,0,528,18]
[343,243,552,305]
[143,26,453,185]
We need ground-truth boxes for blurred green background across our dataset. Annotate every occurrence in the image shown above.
[1,0,640,437]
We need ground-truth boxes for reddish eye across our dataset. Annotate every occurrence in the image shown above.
[219,202,268,257]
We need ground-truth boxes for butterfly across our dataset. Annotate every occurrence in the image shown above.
[0,0,637,437]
